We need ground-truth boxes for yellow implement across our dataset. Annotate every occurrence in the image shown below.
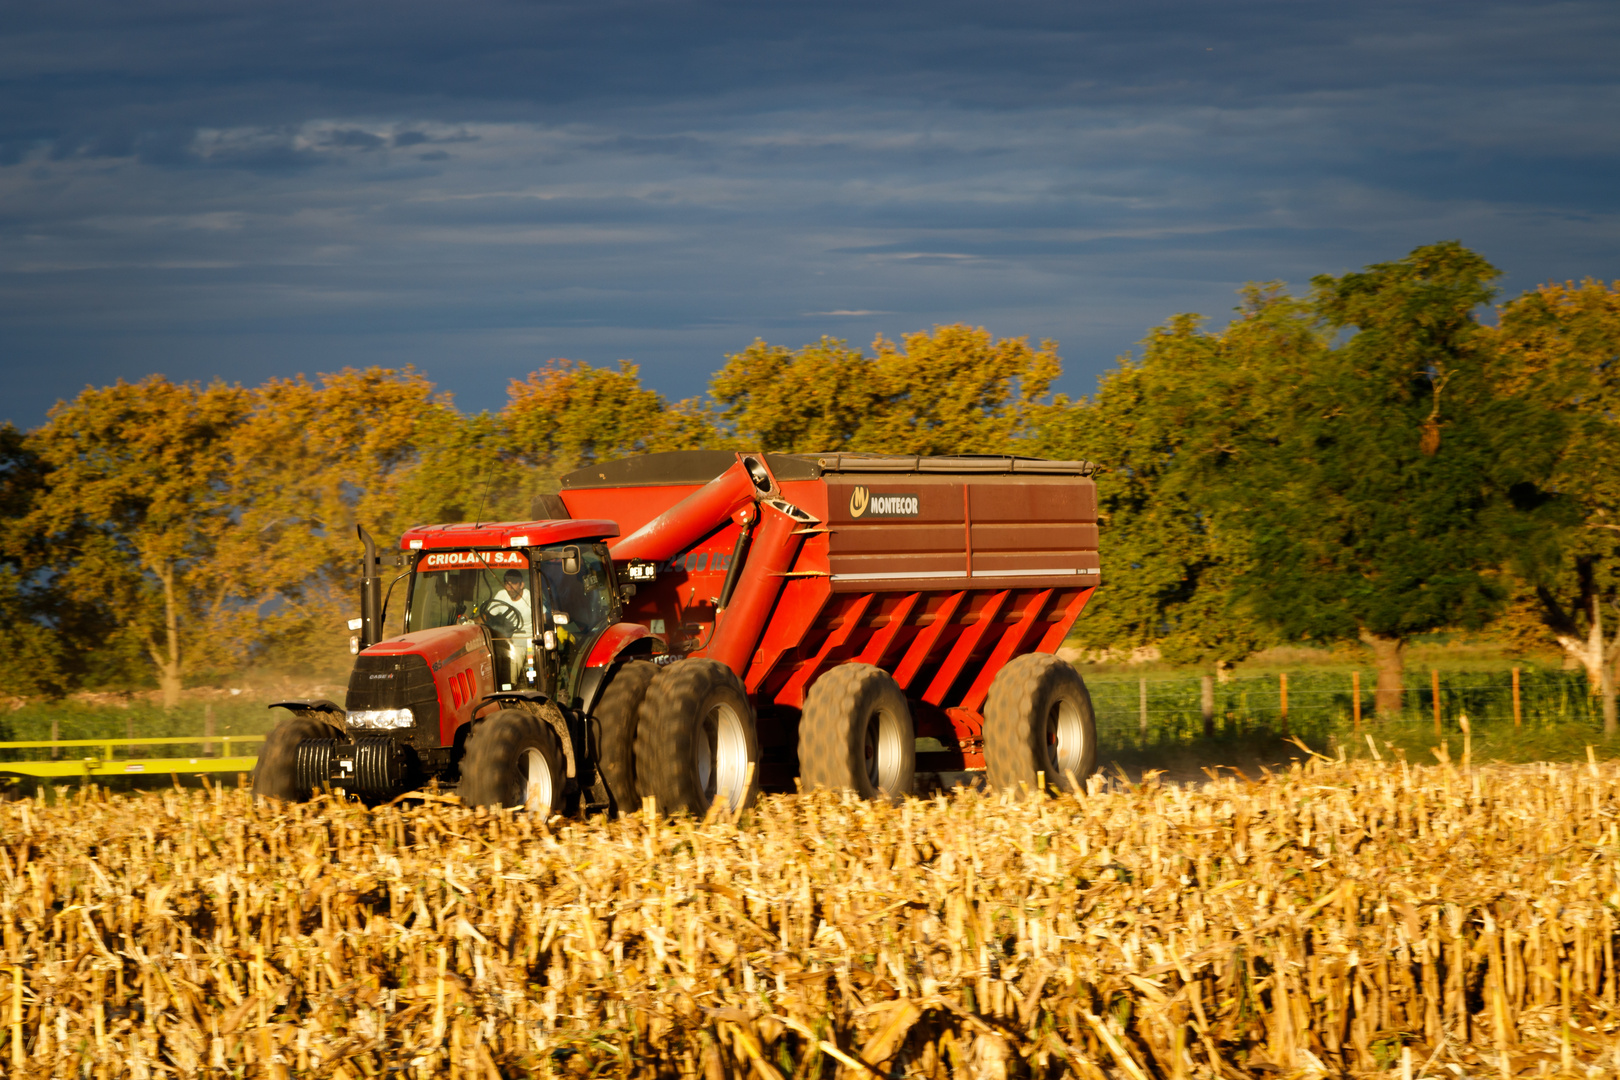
[0,735,264,778]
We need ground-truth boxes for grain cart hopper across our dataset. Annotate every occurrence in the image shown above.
[557,450,1101,814]
[252,450,1100,815]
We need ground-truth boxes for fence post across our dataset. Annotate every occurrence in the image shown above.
[1138,678,1148,737]
[1432,669,1441,737]
[1352,671,1361,728]
[1201,675,1215,738]
[205,703,216,758]
[1512,667,1522,727]
[1279,672,1289,735]
[50,715,60,761]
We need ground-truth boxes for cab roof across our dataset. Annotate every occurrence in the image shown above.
[399,519,619,551]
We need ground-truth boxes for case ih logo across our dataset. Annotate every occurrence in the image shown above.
[848,486,920,519]
[420,550,529,569]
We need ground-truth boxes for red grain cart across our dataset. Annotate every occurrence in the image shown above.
[252,450,1101,815]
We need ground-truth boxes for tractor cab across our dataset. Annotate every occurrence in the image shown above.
[398,520,622,705]
[402,537,618,699]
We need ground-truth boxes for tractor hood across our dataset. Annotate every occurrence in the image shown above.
[363,622,485,671]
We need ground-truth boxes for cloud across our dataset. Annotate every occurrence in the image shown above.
[0,0,1616,427]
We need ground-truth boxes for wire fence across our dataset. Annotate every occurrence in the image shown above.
[1085,666,1607,749]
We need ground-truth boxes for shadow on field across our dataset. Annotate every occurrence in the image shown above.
[1098,731,1317,786]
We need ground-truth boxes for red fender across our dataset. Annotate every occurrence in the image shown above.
[580,622,657,716]
[586,622,653,668]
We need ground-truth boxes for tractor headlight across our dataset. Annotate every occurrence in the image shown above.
[346,708,415,730]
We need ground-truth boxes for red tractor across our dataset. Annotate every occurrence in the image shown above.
[253,451,1101,813]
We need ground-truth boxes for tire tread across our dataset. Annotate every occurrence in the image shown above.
[983,653,1096,794]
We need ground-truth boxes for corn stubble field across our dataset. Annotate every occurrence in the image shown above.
[3,754,1620,1079]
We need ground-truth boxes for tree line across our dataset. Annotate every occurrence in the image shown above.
[2,242,1616,725]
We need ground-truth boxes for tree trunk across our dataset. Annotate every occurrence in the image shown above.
[158,560,183,709]
[1600,595,1617,737]
[1558,595,1618,736]
[1200,674,1215,737]
[1358,629,1405,719]
[1603,655,1617,738]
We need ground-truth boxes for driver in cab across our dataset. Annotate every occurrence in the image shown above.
[497,570,533,637]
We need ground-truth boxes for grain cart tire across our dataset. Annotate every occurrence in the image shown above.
[591,659,659,816]
[635,659,761,817]
[253,713,344,801]
[799,663,915,802]
[458,709,567,814]
[983,653,1096,794]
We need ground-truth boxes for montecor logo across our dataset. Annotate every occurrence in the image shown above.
[848,486,920,518]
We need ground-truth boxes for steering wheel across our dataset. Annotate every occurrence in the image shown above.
[476,598,524,638]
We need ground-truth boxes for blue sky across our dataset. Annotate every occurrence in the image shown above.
[3,0,1617,428]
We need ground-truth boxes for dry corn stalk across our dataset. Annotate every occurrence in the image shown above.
[0,756,1619,1077]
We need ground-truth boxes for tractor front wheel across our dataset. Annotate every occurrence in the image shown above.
[983,654,1097,794]
[635,659,761,817]
[252,712,343,801]
[799,664,915,802]
[458,709,567,814]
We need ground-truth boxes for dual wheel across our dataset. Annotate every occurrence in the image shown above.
[594,658,762,818]
[594,658,914,815]
[796,654,1097,798]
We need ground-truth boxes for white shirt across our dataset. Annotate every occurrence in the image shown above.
[497,586,532,637]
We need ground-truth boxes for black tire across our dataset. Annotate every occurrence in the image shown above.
[983,654,1097,794]
[635,659,761,817]
[591,660,659,816]
[799,663,915,802]
[252,713,344,801]
[458,709,567,814]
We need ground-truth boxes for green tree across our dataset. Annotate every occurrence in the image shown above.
[0,423,75,697]
[1493,279,1620,731]
[1037,288,1319,670]
[1228,242,1557,716]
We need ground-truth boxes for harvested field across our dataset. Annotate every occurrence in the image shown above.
[3,754,1620,1078]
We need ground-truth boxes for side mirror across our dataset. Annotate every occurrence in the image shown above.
[619,582,637,599]
[562,545,580,575]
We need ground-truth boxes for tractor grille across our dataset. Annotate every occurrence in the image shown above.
[345,653,440,751]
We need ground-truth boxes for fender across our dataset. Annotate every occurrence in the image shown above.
[577,623,657,715]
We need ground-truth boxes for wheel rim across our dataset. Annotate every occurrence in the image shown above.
[701,700,751,811]
[1044,697,1087,781]
[518,747,553,811]
[863,706,908,794]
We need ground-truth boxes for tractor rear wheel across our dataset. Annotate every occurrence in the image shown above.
[635,659,761,817]
[799,664,915,802]
[983,654,1096,794]
[252,712,343,801]
[591,659,659,816]
[458,709,567,814]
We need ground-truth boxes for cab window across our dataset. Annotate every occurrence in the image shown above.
[406,555,534,640]
[534,543,614,666]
